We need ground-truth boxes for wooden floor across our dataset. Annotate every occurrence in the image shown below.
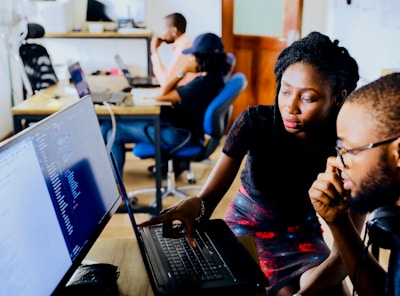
[100,136,238,238]
[99,136,389,285]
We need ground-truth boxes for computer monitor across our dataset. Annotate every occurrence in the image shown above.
[0,96,121,295]
[86,0,147,25]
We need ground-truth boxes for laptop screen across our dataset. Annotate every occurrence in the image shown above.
[68,62,91,98]
[0,96,121,295]
[115,54,134,81]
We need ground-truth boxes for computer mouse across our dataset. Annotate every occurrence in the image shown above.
[122,86,132,92]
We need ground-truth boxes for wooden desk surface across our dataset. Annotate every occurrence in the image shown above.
[12,76,161,116]
[85,238,154,296]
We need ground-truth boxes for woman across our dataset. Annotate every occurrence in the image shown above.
[139,32,360,295]
[101,33,231,177]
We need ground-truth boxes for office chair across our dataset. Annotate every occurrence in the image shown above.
[224,53,236,82]
[19,23,58,96]
[128,72,247,206]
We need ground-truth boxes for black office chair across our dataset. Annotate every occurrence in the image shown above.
[128,72,247,206]
[19,23,58,96]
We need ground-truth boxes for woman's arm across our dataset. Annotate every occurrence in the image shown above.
[138,153,242,247]
[156,57,198,98]
[198,153,242,219]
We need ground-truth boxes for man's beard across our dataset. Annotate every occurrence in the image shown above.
[350,153,400,214]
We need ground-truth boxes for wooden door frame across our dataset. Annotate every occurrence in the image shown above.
[222,0,303,51]
[221,0,303,119]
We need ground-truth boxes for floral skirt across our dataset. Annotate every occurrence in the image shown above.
[224,190,330,296]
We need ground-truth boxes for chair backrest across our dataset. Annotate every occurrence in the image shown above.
[201,72,247,158]
[19,23,58,94]
[224,52,236,82]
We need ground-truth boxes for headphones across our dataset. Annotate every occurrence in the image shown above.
[366,205,400,250]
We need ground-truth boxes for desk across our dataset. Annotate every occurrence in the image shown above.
[85,238,153,296]
[11,76,163,215]
[84,236,262,296]
[45,30,153,76]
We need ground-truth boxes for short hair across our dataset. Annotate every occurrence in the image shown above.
[165,13,187,33]
[344,72,400,138]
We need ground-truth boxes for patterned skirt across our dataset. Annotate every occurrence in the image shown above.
[224,189,330,296]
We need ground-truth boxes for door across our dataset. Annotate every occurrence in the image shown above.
[222,0,303,123]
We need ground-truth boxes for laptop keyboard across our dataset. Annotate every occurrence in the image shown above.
[155,229,224,283]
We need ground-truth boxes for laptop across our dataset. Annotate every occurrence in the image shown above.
[115,54,160,88]
[0,96,121,295]
[109,155,268,296]
[68,61,127,104]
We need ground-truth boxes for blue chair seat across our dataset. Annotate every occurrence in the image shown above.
[133,141,204,159]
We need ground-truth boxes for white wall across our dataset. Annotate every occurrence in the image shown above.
[0,0,25,139]
[303,0,400,85]
[327,0,400,84]
[35,0,221,78]
[0,31,13,140]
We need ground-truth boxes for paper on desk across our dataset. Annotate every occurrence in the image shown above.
[130,88,171,106]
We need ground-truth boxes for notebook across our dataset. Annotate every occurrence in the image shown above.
[115,54,160,88]
[68,61,127,104]
[0,96,121,295]
[109,154,268,296]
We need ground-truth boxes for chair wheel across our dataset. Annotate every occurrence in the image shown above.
[130,197,138,206]
[188,179,196,184]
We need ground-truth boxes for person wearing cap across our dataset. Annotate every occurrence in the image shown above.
[150,13,194,87]
[101,33,231,178]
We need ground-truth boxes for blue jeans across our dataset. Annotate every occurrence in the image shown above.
[100,119,189,177]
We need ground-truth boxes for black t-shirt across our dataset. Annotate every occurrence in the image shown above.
[223,105,336,221]
[161,73,224,142]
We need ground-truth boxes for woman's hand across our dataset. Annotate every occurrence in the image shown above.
[137,196,203,247]
[308,157,350,224]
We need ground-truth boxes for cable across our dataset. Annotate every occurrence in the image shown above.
[103,102,117,153]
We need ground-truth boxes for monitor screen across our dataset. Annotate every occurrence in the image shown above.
[86,0,146,24]
[0,96,121,295]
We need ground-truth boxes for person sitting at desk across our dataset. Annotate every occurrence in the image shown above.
[151,12,195,87]
[308,72,400,296]
[101,32,231,178]
[139,31,361,296]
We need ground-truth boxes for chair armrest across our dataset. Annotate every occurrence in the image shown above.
[143,123,192,155]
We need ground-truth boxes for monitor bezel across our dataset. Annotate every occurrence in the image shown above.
[0,97,121,295]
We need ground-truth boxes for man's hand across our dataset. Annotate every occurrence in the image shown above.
[150,36,164,54]
[309,157,350,223]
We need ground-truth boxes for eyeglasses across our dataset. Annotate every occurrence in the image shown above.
[335,136,400,168]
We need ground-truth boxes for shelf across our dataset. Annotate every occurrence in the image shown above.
[45,30,152,38]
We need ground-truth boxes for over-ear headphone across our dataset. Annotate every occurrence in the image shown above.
[366,205,400,250]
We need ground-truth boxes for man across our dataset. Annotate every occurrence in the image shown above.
[308,72,400,296]
[150,13,194,87]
